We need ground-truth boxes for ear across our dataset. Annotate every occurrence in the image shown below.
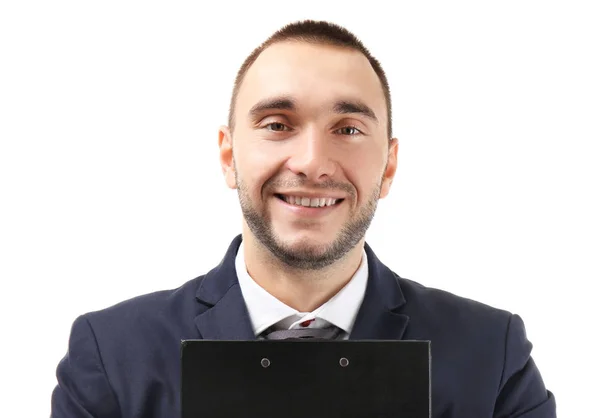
[218,125,237,189]
[379,138,398,199]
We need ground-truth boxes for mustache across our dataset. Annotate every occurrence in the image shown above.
[264,177,356,197]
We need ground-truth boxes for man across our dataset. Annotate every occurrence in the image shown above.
[51,20,556,417]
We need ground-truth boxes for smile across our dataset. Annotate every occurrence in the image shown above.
[275,194,343,208]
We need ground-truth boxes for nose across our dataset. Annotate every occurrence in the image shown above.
[285,128,337,181]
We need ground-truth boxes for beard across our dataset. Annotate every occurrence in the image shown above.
[235,170,382,271]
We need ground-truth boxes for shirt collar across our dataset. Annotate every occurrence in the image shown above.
[235,242,369,336]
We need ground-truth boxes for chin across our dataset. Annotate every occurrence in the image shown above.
[274,238,339,270]
[285,236,330,253]
[278,228,336,248]
[254,225,356,270]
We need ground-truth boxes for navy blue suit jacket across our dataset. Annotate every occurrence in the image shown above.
[51,235,556,417]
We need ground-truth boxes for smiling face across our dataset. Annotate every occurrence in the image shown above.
[219,40,398,270]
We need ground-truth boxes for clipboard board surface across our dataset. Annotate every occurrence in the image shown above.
[181,340,431,418]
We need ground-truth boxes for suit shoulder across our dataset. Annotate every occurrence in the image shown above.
[82,275,206,328]
[396,275,512,327]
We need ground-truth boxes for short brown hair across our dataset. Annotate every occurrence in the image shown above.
[228,20,393,139]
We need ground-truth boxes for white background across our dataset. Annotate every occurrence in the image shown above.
[1,1,598,416]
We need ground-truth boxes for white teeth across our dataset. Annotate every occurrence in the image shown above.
[282,195,339,208]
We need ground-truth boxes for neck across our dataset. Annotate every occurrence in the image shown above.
[241,229,365,313]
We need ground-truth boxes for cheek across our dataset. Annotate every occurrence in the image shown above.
[235,146,282,196]
[343,148,387,201]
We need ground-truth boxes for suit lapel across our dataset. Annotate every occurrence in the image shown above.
[349,243,410,340]
[193,236,410,341]
[193,235,256,340]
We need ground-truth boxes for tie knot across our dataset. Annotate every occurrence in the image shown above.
[262,326,342,340]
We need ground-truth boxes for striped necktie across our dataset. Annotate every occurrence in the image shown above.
[262,326,343,340]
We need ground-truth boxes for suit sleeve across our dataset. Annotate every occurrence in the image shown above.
[51,315,121,418]
[494,314,556,418]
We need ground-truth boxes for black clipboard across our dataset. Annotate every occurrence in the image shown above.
[181,339,431,418]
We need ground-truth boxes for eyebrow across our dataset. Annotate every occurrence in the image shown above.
[248,95,379,124]
[333,100,379,124]
[249,96,297,119]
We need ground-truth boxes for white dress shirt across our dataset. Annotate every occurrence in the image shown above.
[235,242,369,340]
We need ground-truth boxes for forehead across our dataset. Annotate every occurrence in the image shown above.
[235,41,386,121]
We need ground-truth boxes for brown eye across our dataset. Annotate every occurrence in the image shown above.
[337,126,362,136]
[265,122,289,132]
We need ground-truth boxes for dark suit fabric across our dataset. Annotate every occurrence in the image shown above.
[51,235,556,417]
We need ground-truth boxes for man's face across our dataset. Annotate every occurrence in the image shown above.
[219,41,398,270]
